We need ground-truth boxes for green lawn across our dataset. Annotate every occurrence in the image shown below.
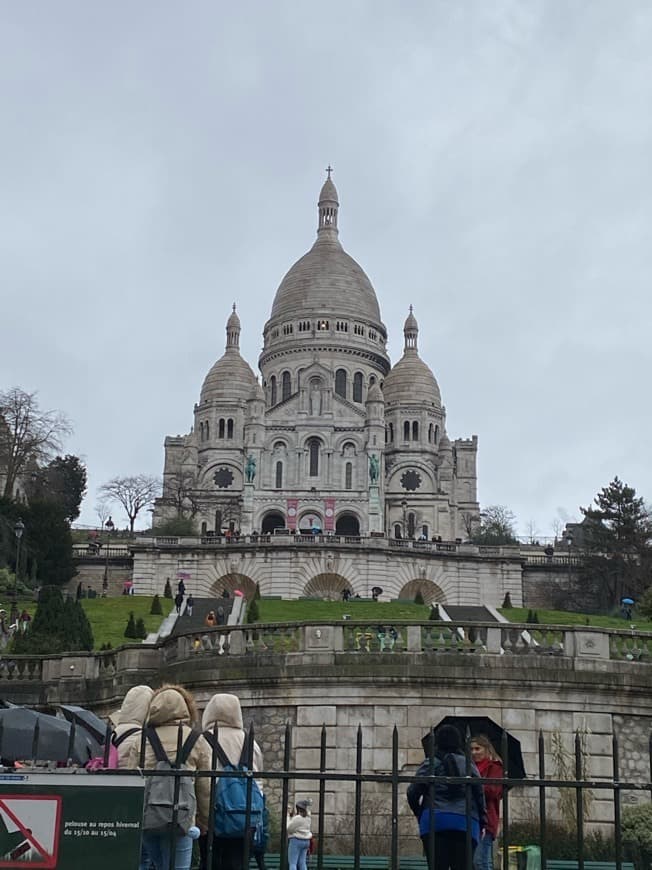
[499,607,652,631]
[254,599,652,632]
[80,596,174,649]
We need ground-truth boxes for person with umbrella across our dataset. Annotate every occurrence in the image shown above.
[470,736,503,870]
[407,724,486,870]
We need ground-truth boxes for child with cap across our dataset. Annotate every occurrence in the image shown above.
[287,799,312,870]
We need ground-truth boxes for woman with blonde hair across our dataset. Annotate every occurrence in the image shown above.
[470,735,503,870]
[125,684,212,870]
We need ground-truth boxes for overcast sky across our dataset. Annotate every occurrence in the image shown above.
[2,1,651,538]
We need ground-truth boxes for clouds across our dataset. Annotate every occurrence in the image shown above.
[2,0,651,534]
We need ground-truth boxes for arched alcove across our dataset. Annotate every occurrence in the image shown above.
[303,573,352,601]
[335,513,360,536]
[399,579,446,606]
[261,511,285,534]
[210,572,257,601]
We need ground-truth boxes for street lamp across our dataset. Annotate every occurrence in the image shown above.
[13,518,25,601]
[103,516,114,595]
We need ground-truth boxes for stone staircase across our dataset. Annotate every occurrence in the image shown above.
[442,605,501,622]
[170,597,236,637]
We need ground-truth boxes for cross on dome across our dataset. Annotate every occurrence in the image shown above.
[325,164,333,180]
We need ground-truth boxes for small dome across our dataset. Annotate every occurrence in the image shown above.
[200,353,257,404]
[383,354,441,408]
[249,381,265,401]
[366,381,384,403]
[227,304,240,330]
[319,176,339,205]
[199,307,257,403]
[383,307,441,408]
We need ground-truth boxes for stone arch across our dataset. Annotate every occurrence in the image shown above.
[399,579,446,605]
[298,511,322,533]
[261,511,285,534]
[303,573,352,601]
[210,572,257,600]
[335,512,360,536]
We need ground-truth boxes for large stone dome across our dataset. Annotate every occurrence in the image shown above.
[199,306,257,404]
[383,307,442,408]
[269,175,382,324]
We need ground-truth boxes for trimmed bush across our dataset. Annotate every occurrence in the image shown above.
[414,591,425,606]
[124,612,137,639]
[150,594,163,615]
[163,578,172,599]
[135,617,147,639]
[246,598,260,623]
[502,591,512,608]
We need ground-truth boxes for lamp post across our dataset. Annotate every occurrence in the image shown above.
[13,518,25,601]
[103,516,114,596]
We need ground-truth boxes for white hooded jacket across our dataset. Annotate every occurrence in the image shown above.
[114,685,154,766]
[201,693,263,774]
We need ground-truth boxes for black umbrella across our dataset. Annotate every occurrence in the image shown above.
[0,707,97,764]
[59,705,110,746]
[422,715,526,779]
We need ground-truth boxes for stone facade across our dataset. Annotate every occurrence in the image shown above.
[153,175,479,552]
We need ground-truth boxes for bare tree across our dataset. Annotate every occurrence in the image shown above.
[525,519,539,545]
[0,388,72,499]
[99,474,161,532]
[95,500,112,530]
[161,469,205,518]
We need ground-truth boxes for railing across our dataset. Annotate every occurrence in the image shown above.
[72,545,132,560]
[21,720,649,869]
[170,621,652,664]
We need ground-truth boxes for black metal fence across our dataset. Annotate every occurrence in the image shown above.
[5,720,652,870]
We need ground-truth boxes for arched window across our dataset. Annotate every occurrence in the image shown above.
[407,512,416,538]
[434,425,439,444]
[308,438,320,477]
[215,510,222,533]
[428,423,433,443]
[369,375,376,385]
[335,369,347,398]
[422,524,429,539]
[275,461,283,489]
[282,371,291,401]
[199,423,204,441]
[227,418,234,439]
[394,524,402,539]
[345,462,353,490]
[205,421,209,440]
[353,372,363,403]
[412,421,419,441]
[270,376,277,405]
[403,420,410,441]
[218,418,225,439]
[389,422,394,443]
[201,521,207,535]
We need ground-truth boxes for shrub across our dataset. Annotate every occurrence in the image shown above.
[135,617,148,639]
[11,585,93,654]
[502,591,512,608]
[622,802,652,870]
[414,591,425,606]
[246,598,260,623]
[150,594,163,615]
[506,821,614,860]
[429,604,441,621]
[124,612,137,639]
[163,578,172,599]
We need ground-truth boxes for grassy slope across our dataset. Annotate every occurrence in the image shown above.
[255,599,652,631]
[80,597,174,648]
[500,606,652,631]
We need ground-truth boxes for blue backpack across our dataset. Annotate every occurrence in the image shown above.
[207,735,265,840]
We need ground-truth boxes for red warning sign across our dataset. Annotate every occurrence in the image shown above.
[0,794,62,867]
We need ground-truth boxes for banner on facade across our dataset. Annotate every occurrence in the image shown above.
[286,498,298,531]
[0,772,144,869]
[324,498,335,531]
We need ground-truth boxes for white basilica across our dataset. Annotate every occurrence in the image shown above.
[154,174,479,542]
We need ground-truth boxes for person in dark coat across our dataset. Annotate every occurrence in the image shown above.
[174,591,184,614]
[407,725,486,870]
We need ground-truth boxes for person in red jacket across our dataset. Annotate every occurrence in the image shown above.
[470,736,503,870]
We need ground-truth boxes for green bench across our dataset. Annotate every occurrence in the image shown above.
[251,856,396,870]
[546,862,634,870]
